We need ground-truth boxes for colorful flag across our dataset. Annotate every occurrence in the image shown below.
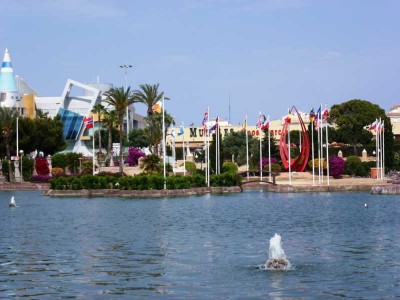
[261,115,269,130]
[314,107,322,128]
[242,117,247,129]
[256,114,263,128]
[369,120,377,131]
[83,115,94,129]
[170,128,176,139]
[152,100,162,113]
[178,125,184,136]
[309,108,315,123]
[322,108,329,120]
[202,110,208,128]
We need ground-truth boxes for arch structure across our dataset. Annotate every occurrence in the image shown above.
[279,106,310,172]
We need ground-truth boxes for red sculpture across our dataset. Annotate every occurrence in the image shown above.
[279,106,310,172]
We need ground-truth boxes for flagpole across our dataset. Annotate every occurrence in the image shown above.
[382,121,385,180]
[325,111,330,186]
[207,107,210,187]
[215,126,217,174]
[268,115,272,182]
[245,115,249,181]
[311,118,315,186]
[162,96,166,189]
[320,104,324,183]
[182,122,186,176]
[259,111,262,181]
[375,119,379,181]
[92,123,95,175]
[380,118,383,180]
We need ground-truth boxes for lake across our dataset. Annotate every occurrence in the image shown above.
[1,190,400,298]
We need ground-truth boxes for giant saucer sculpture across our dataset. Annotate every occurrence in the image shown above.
[279,106,310,172]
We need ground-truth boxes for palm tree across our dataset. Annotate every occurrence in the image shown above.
[144,111,175,155]
[132,84,168,153]
[91,103,105,155]
[132,83,166,117]
[0,107,18,182]
[102,109,118,162]
[103,87,135,172]
[0,107,18,159]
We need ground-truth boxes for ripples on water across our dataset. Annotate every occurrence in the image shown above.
[1,190,400,298]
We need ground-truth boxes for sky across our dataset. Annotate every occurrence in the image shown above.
[1,0,400,125]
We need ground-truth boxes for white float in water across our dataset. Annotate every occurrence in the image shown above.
[364,203,368,208]
[266,233,291,270]
[9,196,16,208]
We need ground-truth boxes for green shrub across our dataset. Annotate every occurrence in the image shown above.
[21,156,34,181]
[345,155,364,176]
[210,173,242,187]
[184,161,197,175]
[190,174,206,187]
[222,162,238,174]
[52,153,68,169]
[66,152,83,174]
[1,160,14,182]
[263,163,281,172]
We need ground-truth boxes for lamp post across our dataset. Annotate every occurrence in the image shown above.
[119,64,133,135]
[19,150,24,183]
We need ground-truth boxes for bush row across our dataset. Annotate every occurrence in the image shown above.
[49,173,243,191]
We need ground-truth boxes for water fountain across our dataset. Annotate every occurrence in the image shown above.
[266,233,291,270]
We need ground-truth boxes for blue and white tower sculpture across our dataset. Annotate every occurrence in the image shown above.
[0,48,18,107]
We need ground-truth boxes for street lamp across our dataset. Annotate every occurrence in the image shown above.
[19,150,24,183]
[119,64,133,135]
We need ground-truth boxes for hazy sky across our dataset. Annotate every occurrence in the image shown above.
[1,0,399,125]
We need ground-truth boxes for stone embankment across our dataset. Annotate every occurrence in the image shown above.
[370,184,400,194]
[45,186,242,198]
[0,182,50,191]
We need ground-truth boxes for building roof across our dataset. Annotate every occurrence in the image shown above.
[0,48,17,92]
[15,75,38,95]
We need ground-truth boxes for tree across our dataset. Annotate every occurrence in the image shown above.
[250,131,280,168]
[222,130,256,166]
[132,83,166,118]
[140,154,162,174]
[128,128,150,148]
[132,84,168,152]
[0,107,18,159]
[209,130,224,174]
[144,110,175,154]
[330,99,394,168]
[91,103,105,154]
[102,109,119,161]
[104,87,135,173]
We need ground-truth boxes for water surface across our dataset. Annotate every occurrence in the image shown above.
[1,190,399,298]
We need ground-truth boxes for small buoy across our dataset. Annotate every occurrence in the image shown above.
[364,203,368,208]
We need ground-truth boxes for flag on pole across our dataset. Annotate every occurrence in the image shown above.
[256,113,263,128]
[369,120,378,131]
[261,115,270,130]
[178,125,184,136]
[152,100,163,113]
[170,128,176,139]
[309,108,315,123]
[322,108,329,120]
[83,115,94,129]
[202,109,208,128]
[314,107,322,129]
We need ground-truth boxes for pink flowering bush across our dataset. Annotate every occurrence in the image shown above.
[125,147,146,166]
[329,156,345,178]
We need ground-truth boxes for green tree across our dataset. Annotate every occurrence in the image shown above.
[144,111,175,154]
[132,83,166,118]
[140,154,162,174]
[0,107,18,159]
[132,84,168,152]
[104,87,135,173]
[209,131,224,174]
[330,99,394,167]
[102,109,119,161]
[128,128,150,148]
[91,103,105,154]
[222,130,256,166]
[250,131,280,168]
